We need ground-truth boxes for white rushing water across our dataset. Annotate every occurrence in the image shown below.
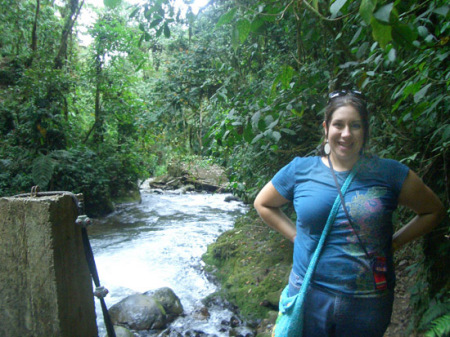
[88,187,248,336]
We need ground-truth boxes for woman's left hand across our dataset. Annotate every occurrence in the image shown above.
[392,170,446,250]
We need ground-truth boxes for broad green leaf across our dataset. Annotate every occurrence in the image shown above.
[281,128,296,135]
[237,19,251,44]
[138,33,145,47]
[371,17,392,49]
[373,3,394,23]
[251,110,261,127]
[272,131,281,142]
[442,125,450,142]
[291,108,304,119]
[144,8,152,20]
[104,0,121,8]
[356,42,369,58]
[350,26,362,45]
[163,22,171,38]
[150,18,163,28]
[433,6,449,17]
[264,115,274,125]
[251,133,264,144]
[387,47,396,62]
[250,18,265,33]
[417,26,428,37]
[267,119,279,129]
[281,65,294,90]
[129,7,139,19]
[330,0,348,17]
[156,26,163,38]
[414,83,432,103]
[216,8,237,29]
[243,123,253,143]
[359,0,377,24]
[231,26,240,51]
[392,24,418,47]
[412,102,427,119]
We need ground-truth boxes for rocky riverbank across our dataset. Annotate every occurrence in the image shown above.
[202,211,293,336]
[147,160,230,193]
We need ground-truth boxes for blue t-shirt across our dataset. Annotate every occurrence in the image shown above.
[272,156,409,296]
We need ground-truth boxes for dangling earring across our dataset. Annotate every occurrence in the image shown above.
[324,140,331,155]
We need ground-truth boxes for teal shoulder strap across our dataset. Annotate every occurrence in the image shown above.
[284,160,360,335]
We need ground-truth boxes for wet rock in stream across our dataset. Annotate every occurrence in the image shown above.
[109,287,183,331]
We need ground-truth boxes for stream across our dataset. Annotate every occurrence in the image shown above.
[88,184,249,336]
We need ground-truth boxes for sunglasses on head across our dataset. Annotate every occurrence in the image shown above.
[328,90,366,102]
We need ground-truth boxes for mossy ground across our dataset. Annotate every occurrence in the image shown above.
[202,210,293,320]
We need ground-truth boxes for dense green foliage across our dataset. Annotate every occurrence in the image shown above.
[0,0,448,333]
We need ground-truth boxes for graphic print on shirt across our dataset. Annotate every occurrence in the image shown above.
[346,187,388,290]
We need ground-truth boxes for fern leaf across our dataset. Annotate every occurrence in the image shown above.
[425,314,450,337]
[32,155,55,190]
[420,302,450,331]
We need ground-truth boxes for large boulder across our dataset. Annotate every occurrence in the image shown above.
[109,288,184,332]
[109,294,167,330]
[144,287,183,322]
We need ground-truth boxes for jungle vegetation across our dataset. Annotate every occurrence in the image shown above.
[0,0,448,335]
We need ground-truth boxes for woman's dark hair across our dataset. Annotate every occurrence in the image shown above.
[318,91,370,156]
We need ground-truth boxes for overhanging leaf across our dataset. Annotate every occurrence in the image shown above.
[272,131,281,142]
[231,26,240,51]
[414,83,432,103]
[392,23,418,47]
[359,0,377,24]
[104,0,121,8]
[373,3,394,23]
[250,18,265,33]
[371,17,392,49]
[330,0,348,18]
[280,65,294,90]
[237,19,251,44]
[129,7,139,19]
[163,22,171,38]
[150,18,163,29]
[216,8,237,29]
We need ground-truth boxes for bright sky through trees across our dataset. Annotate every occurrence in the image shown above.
[78,0,209,45]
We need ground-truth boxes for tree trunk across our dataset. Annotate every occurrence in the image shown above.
[54,0,84,69]
[31,0,40,52]
[93,55,104,144]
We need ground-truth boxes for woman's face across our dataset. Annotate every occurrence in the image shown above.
[323,104,364,166]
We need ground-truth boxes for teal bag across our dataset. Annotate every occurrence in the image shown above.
[272,163,360,337]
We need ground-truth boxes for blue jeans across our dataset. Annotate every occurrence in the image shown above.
[288,270,394,337]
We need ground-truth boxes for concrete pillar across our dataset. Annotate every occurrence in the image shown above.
[0,194,98,337]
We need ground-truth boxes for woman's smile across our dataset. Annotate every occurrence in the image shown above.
[324,105,364,170]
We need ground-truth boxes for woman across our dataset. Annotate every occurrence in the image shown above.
[254,90,445,337]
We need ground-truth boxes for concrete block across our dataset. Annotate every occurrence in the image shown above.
[0,194,98,337]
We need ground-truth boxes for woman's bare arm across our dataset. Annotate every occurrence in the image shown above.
[393,170,446,251]
[254,182,297,242]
